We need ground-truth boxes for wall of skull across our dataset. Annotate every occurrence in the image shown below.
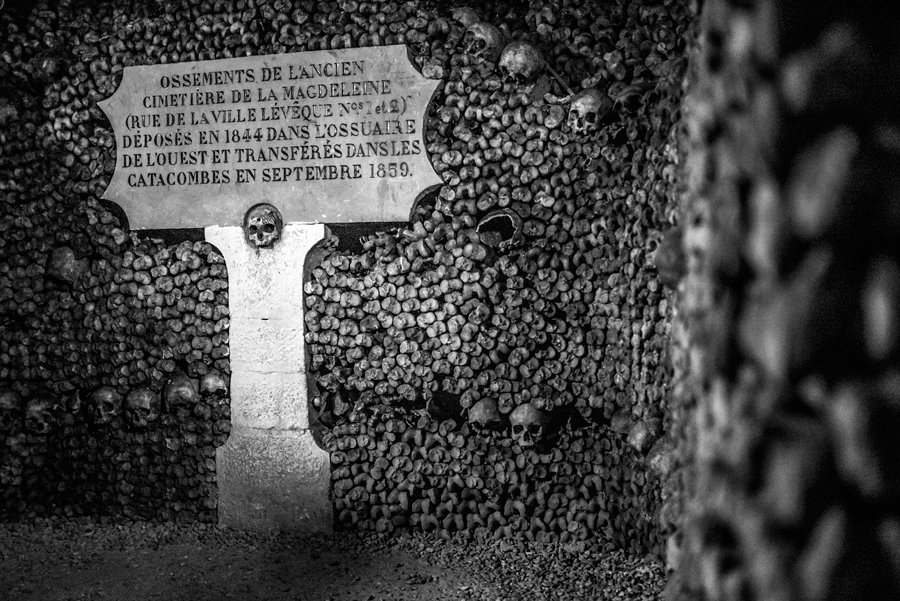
[0,0,691,553]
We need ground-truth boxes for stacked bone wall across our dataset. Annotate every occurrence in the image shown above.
[0,0,692,554]
[304,0,690,554]
[0,0,232,523]
[667,0,900,599]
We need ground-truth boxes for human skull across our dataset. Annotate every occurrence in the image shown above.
[24,391,58,435]
[164,371,199,409]
[465,22,506,62]
[199,369,229,400]
[90,386,123,425]
[468,398,501,429]
[46,246,89,286]
[499,41,545,84]
[125,387,161,429]
[510,403,549,448]
[451,7,480,27]
[0,388,23,432]
[567,88,611,134]
[243,203,283,248]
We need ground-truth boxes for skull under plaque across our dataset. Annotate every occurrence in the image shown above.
[243,203,284,249]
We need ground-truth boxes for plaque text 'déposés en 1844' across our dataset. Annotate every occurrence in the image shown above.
[98,46,442,229]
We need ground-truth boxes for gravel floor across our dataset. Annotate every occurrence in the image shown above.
[0,519,666,600]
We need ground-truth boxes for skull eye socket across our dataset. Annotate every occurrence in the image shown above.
[263,223,275,233]
[529,424,542,434]
[512,424,524,434]
[586,111,597,123]
[248,225,258,234]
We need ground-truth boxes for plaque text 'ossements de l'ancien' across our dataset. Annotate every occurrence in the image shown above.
[99,46,441,229]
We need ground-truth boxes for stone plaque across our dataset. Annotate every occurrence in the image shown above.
[98,46,441,229]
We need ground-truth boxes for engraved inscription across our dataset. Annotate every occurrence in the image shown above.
[99,47,441,229]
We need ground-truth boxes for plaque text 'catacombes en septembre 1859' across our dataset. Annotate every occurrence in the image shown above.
[99,46,441,229]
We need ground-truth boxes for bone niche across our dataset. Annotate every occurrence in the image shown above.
[476,208,523,251]
[243,202,284,248]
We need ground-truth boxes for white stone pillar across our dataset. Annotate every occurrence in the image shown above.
[204,223,331,532]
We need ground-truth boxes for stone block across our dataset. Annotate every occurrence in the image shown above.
[229,370,310,430]
[228,317,306,373]
[205,224,326,318]
[217,427,331,532]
